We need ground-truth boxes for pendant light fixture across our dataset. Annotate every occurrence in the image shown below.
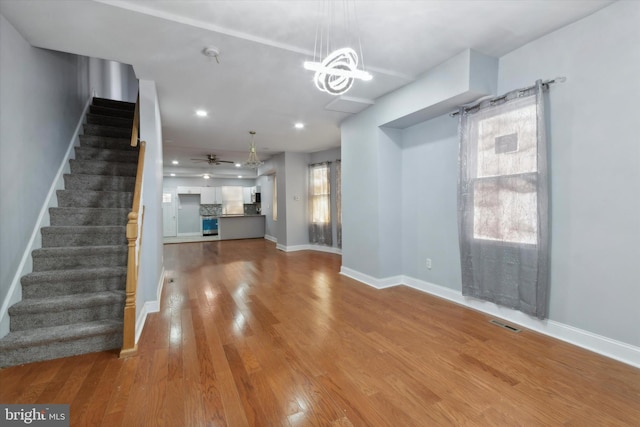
[244,131,263,169]
[303,0,372,95]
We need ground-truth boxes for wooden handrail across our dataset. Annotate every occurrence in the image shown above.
[120,93,144,358]
[130,94,139,148]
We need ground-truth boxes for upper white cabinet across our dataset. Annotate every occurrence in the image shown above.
[177,186,201,195]
[201,187,215,204]
[201,187,222,204]
[243,187,252,204]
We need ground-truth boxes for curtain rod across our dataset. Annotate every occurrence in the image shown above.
[449,76,566,117]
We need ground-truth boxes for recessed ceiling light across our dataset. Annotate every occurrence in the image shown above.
[203,174,210,179]
[172,160,179,165]
[196,110,208,117]
[294,122,305,129]
[235,163,241,167]
[238,175,242,178]
[170,173,176,177]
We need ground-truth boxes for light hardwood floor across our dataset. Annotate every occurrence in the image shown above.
[1,239,639,426]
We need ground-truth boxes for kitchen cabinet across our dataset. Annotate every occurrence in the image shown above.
[243,187,252,204]
[177,186,201,195]
[218,215,265,240]
[201,187,222,204]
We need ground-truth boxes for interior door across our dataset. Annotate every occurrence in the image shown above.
[162,191,177,237]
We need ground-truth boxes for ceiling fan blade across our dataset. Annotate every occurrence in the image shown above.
[190,158,209,162]
[217,160,235,164]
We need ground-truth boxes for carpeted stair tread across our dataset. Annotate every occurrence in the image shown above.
[21,267,126,298]
[83,123,132,139]
[41,225,126,247]
[8,291,126,331]
[56,189,133,208]
[63,173,135,192]
[86,113,133,129]
[89,104,135,118]
[74,146,139,163]
[22,266,127,284]
[9,291,125,315]
[32,245,127,271]
[0,97,135,367]
[0,320,122,352]
[79,135,135,150]
[69,159,138,177]
[49,207,130,226]
[92,97,135,111]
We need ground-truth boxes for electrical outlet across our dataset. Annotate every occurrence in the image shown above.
[426,258,432,270]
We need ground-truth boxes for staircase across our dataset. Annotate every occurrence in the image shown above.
[0,98,138,367]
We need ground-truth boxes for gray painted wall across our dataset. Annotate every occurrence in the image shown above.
[0,14,90,310]
[89,57,137,102]
[343,1,640,349]
[400,115,462,289]
[377,128,403,277]
[255,151,312,248]
[496,0,640,345]
[342,49,496,278]
[137,79,164,322]
[257,174,276,237]
[342,110,383,276]
[283,152,310,247]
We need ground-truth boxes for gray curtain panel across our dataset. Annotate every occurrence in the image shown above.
[309,162,333,246]
[336,160,342,248]
[458,80,550,319]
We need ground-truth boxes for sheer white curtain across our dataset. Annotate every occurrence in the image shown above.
[458,80,550,319]
[272,175,277,221]
[309,162,332,245]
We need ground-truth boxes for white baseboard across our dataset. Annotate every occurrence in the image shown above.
[340,269,640,369]
[277,243,342,255]
[339,266,400,289]
[0,95,92,339]
[134,267,165,344]
[264,234,277,243]
[177,232,201,237]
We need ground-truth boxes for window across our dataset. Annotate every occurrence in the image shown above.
[472,101,538,244]
[458,80,550,319]
[272,175,277,221]
[310,163,330,224]
[309,162,332,245]
[221,186,243,215]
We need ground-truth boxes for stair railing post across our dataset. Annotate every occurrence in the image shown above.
[120,91,143,358]
[120,211,138,357]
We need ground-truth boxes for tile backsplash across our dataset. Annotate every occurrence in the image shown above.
[199,204,259,216]
[199,204,221,216]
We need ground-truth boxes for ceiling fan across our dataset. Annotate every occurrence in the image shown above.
[190,154,234,165]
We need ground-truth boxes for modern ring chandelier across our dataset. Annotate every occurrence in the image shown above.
[244,131,264,169]
[303,0,372,95]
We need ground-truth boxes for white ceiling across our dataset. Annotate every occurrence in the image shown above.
[0,0,614,178]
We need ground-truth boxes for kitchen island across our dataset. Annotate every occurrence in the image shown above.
[218,215,266,240]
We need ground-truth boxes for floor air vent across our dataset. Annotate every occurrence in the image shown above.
[489,319,522,333]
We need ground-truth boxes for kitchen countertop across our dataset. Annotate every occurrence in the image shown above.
[218,215,265,240]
